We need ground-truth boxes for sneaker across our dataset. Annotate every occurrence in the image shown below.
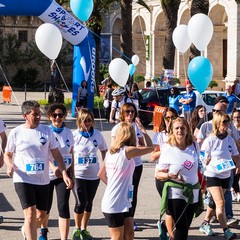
[72,228,81,240]
[38,228,48,240]
[231,191,237,201]
[0,216,3,224]
[21,226,26,240]
[199,223,215,236]
[157,220,168,240]
[134,222,139,231]
[80,230,93,240]
[224,228,237,240]
[227,217,238,226]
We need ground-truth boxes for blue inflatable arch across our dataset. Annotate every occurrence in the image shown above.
[0,0,95,115]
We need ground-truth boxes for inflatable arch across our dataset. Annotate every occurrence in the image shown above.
[0,0,96,116]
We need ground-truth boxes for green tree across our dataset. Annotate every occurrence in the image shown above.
[160,0,181,69]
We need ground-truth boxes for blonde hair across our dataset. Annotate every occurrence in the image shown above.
[212,112,230,135]
[168,117,193,147]
[76,108,95,130]
[109,122,136,154]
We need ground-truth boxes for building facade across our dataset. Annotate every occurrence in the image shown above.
[103,0,240,89]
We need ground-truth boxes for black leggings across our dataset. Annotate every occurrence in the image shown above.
[47,178,71,218]
[131,165,143,217]
[168,199,195,240]
[73,178,100,214]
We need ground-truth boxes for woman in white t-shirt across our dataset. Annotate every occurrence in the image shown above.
[40,103,74,240]
[72,108,108,240]
[151,107,178,238]
[111,102,145,230]
[201,112,240,239]
[155,117,201,240]
[99,122,154,240]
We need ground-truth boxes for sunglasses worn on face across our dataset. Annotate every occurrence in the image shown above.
[52,113,64,118]
[164,116,177,122]
[212,109,221,113]
[222,119,230,124]
[84,118,92,123]
[233,116,240,119]
[125,110,135,114]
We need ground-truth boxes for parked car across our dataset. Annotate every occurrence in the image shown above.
[138,86,185,126]
[138,87,224,126]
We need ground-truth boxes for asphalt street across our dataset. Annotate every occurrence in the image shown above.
[0,91,239,240]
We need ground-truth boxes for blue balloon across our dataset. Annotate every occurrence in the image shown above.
[188,56,213,94]
[70,0,93,22]
[129,64,136,77]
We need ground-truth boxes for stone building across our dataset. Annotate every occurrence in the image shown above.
[103,0,240,89]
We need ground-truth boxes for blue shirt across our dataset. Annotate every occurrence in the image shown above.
[169,95,181,113]
[182,91,196,111]
[223,93,238,114]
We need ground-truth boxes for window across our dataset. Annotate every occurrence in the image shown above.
[18,30,28,42]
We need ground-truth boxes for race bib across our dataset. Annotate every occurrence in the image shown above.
[78,156,97,165]
[215,159,235,173]
[26,159,44,174]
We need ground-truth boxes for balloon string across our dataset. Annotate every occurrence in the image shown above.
[0,64,21,110]
[54,60,70,92]
[182,53,187,81]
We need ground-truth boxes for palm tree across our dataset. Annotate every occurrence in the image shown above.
[160,0,181,69]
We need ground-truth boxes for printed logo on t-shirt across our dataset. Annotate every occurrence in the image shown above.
[182,160,194,170]
[55,137,59,142]
[228,145,232,153]
[93,139,98,147]
[39,136,47,145]
[66,139,70,147]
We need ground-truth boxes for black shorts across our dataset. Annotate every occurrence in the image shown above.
[14,182,49,210]
[103,208,133,228]
[206,176,230,189]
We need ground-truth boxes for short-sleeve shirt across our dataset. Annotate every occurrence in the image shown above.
[201,135,238,179]
[169,95,181,113]
[182,90,196,111]
[222,93,238,114]
[5,124,59,185]
[73,129,108,180]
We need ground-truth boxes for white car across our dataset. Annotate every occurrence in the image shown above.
[180,90,224,113]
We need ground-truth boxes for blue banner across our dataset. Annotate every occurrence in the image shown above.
[0,0,53,16]
[72,33,96,116]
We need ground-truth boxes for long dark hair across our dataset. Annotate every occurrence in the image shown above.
[189,105,206,133]
[157,107,178,133]
[170,87,180,98]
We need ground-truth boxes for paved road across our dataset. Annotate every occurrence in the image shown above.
[0,92,240,240]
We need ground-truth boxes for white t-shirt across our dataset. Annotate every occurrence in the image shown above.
[49,127,74,181]
[197,120,239,141]
[101,147,135,213]
[111,97,132,120]
[152,131,169,166]
[156,143,199,203]
[0,118,6,133]
[73,129,108,180]
[111,122,143,167]
[201,135,238,179]
[5,124,59,185]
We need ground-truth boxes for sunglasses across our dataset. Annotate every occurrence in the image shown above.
[84,118,92,123]
[233,116,240,119]
[212,109,222,113]
[222,119,230,125]
[52,113,64,119]
[164,116,177,122]
[125,110,135,114]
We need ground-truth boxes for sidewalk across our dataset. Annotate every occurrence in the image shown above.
[0,92,239,239]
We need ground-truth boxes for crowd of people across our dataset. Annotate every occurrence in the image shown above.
[1,81,240,240]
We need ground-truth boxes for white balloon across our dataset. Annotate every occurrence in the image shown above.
[131,55,140,66]
[172,24,191,53]
[187,13,213,51]
[109,58,129,87]
[35,23,63,60]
